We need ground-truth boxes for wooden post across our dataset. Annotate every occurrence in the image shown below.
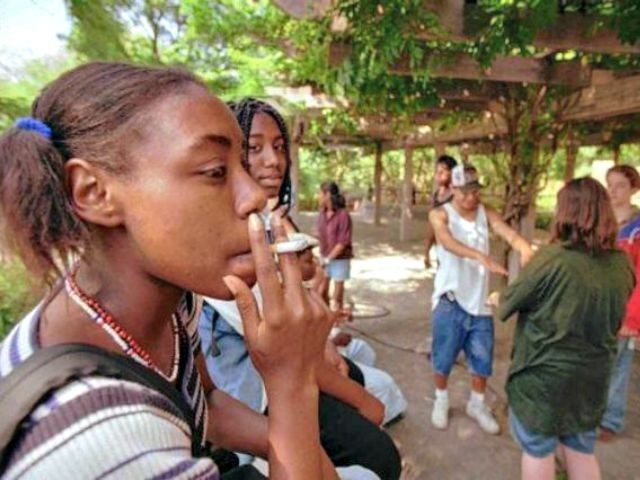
[400,145,414,241]
[434,142,446,158]
[564,133,579,184]
[613,145,621,165]
[460,143,470,163]
[374,142,383,226]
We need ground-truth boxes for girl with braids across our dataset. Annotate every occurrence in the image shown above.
[199,98,402,480]
[0,63,338,480]
[229,98,292,213]
[318,181,353,312]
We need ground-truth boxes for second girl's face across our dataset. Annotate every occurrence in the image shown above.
[607,171,636,208]
[247,112,287,199]
[435,163,452,187]
[111,86,266,299]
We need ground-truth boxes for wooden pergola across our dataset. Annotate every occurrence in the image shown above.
[271,0,640,241]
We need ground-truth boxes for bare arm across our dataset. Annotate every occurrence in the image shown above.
[485,207,534,266]
[429,208,508,276]
[316,360,385,426]
[424,220,437,268]
[326,243,346,261]
[197,354,338,479]
[195,353,269,457]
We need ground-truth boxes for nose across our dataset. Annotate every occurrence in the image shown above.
[235,168,267,217]
[263,145,280,168]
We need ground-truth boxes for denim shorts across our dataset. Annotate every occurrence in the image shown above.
[509,410,597,458]
[326,259,351,281]
[431,295,493,377]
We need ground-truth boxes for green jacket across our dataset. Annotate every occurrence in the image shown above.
[497,244,634,435]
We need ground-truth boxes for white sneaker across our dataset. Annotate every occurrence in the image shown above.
[466,400,500,435]
[431,396,449,430]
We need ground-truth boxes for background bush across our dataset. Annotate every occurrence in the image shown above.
[0,259,40,339]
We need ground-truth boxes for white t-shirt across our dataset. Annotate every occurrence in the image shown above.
[432,202,492,316]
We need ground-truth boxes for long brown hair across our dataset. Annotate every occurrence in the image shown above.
[550,177,618,252]
[0,62,204,283]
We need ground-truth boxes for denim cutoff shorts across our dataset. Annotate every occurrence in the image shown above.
[509,410,597,458]
[431,295,494,377]
[326,259,351,281]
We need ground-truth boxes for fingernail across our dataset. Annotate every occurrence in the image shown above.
[249,213,263,232]
[223,276,237,295]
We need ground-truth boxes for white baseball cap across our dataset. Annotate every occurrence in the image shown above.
[451,164,482,190]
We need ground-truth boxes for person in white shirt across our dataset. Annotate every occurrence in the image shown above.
[428,164,533,434]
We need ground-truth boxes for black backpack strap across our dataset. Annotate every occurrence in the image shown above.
[0,343,202,463]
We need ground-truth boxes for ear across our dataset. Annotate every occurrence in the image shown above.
[65,158,125,228]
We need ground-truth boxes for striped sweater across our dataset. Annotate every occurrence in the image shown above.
[0,293,218,480]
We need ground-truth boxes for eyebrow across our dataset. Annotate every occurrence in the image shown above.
[249,133,284,139]
[190,133,233,150]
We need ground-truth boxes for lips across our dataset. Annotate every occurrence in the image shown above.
[227,251,257,286]
[259,177,282,188]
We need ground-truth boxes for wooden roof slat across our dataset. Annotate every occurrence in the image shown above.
[272,0,331,19]
[426,0,640,55]
[561,74,640,122]
[329,43,592,87]
[273,0,640,54]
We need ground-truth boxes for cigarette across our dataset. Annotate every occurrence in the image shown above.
[270,238,309,254]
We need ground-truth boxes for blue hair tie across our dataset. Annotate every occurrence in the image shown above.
[15,117,52,140]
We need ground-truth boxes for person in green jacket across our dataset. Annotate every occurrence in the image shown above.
[495,177,634,480]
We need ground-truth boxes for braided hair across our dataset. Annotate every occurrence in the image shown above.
[436,155,457,171]
[228,98,293,212]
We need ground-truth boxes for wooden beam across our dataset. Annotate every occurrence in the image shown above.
[274,0,640,54]
[561,75,640,122]
[329,43,591,87]
[271,0,331,19]
[437,81,505,102]
[385,116,508,150]
[425,0,640,55]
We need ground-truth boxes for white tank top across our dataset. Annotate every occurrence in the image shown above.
[432,202,492,316]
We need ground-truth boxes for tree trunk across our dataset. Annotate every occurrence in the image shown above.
[374,142,383,226]
[400,146,414,241]
[613,145,621,164]
[564,142,579,184]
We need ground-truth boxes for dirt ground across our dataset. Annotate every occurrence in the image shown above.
[296,206,640,480]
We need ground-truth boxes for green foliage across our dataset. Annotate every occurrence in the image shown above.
[598,0,640,45]
[0,56,78,131]
[0,259,40,340]
[0,96,29,131]
[535,209,554,231]
[320,1,442,115]
[472,0,558,66]
[297,144,437,210]
[65,0,130,61]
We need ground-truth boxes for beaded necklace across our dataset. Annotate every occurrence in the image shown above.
[64,270,180,382]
